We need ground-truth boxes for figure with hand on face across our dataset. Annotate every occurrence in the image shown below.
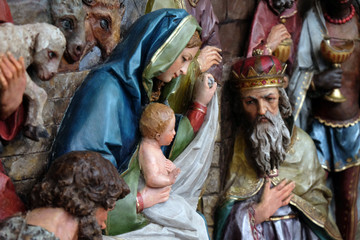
[214,55,341,240]
[0,151,130,240]
[51,9,218,239]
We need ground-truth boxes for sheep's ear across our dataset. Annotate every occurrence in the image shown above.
[34,29,49,53]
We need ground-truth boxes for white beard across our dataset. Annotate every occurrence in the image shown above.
[248,111,291,175]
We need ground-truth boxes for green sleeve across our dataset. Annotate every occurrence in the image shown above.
[106,150,149,235]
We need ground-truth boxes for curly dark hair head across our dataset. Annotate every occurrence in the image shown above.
[30,151,130,240]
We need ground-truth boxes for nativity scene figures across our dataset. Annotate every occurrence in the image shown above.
[287,0,360,239]
[51,9,218,239]
[215,55,341,240]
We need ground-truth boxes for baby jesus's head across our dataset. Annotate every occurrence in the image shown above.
[140,103,176,146]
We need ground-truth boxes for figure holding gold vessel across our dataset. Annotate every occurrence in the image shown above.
[320,37,355,102]
[287,0,360,239]
[246,0,302,85]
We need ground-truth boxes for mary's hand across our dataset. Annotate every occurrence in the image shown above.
[193,73,217,106]
[140,185,171,209]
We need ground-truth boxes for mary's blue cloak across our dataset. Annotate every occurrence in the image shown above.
[51,9,200,173]
[50,9,202,234]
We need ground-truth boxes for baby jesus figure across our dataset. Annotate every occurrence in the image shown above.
[139,103,181,189]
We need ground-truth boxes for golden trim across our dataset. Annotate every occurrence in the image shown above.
[177,0,186,9]
[232,70,240,79]
[144,15,191,75]
[252,48,264,56]
[315,115,360,128]
[141,15,197,99]
[265,214,297,222]
[321,161,360,172]
[280,10,297,19]
[310,80,316,91]
[188,0,199,7]
[265,44,272,55]
[287,126,297,151]
[221,127,342,238]
[281,64,287,75]
[226,179,265,201]
[234,77,284,90]
[289,199,326,228]
[293,71,313,121]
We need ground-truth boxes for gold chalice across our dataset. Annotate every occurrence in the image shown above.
[273,38,293,63]
[320,37,355,103]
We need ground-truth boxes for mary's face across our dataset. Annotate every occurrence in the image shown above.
[156,46,200,83]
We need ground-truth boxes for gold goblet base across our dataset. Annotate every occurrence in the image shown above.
[324,88,346,103]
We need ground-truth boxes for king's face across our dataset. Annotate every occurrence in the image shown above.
[241,87,280,124]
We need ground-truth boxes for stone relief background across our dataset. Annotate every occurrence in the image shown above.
[3,0,314,238]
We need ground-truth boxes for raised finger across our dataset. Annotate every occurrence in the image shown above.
[272,24,284,30]
[212,54,223,63]
[208,59,221,68]
[208,51,223,61]
[7,52,22,71]
[279,181,295,196]
[7,53,21,79]
[207,46,222,53]
[275,178,288,190]
[202,46,222,54]
[1,54,15,79]
[0,70,8,90]
[0,60,12,81]
[203,52,222,63]
[205,48,223,55]
[282,193,294,206]
[279,32,291,40]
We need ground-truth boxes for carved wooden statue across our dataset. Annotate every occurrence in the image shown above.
[50,0,87,70]
[0,151,130,239]
[139,103,180,190]
[215,55,341,240]
[0,22,66,140]
[246,0,301,81]
[80,0,125,69]
[288,0,360,239]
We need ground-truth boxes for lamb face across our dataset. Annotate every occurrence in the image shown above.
[33,23,66,80]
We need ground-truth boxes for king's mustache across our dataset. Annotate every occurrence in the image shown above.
[255,112,275,124]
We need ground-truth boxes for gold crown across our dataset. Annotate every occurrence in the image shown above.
[231,56,286,90]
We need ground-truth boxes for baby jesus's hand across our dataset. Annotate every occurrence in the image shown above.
[165,159,177,172]
[169,167,181,184]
